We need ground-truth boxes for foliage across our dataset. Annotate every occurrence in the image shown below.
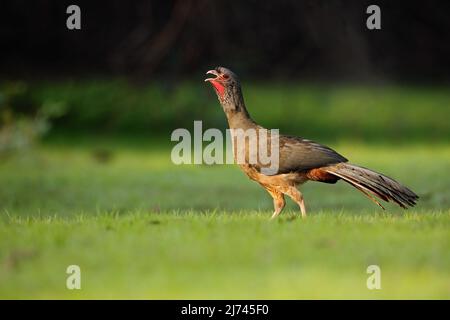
[22,80,450,143]
[0,82,67,157]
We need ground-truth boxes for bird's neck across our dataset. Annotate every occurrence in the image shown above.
[225,107,256,130]
[221,88,257,130]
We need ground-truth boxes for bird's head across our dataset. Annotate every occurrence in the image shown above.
[205,67,243,110]
[205,67,240,102]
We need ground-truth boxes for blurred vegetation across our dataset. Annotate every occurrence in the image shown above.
[0,82,67,156]
[3,79,449,145]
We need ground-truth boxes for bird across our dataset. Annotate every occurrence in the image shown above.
[205,67,418,219]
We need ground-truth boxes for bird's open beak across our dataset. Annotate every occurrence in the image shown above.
[204,70,220,82]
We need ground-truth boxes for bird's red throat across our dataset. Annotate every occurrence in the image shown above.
[210,80,225,97]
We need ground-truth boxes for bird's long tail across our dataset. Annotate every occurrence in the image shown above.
[323,163,419,209]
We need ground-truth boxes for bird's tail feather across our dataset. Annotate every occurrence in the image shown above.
[324,163,419,209]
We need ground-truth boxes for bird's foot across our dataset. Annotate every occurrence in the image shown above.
[270,210,282,220]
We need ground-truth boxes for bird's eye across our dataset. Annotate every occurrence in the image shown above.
[222,74,229,79]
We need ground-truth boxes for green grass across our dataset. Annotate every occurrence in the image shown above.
[0,141,449,299]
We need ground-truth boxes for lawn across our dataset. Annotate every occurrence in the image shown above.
[0,141,449,299]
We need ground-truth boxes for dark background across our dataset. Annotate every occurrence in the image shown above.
[1,0,449,82]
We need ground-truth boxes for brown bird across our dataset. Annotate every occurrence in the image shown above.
[205,67,418,219]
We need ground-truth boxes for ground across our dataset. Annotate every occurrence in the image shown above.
[0,141,449,299]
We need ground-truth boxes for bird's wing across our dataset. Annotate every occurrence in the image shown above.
[264,135,348,175]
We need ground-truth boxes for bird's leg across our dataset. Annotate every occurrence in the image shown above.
[299,198,306,218]
[271,196,286,219]
[285,187,307,218]
[266,188,285,219]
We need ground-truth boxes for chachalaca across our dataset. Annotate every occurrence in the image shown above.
[205,67,418,219]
